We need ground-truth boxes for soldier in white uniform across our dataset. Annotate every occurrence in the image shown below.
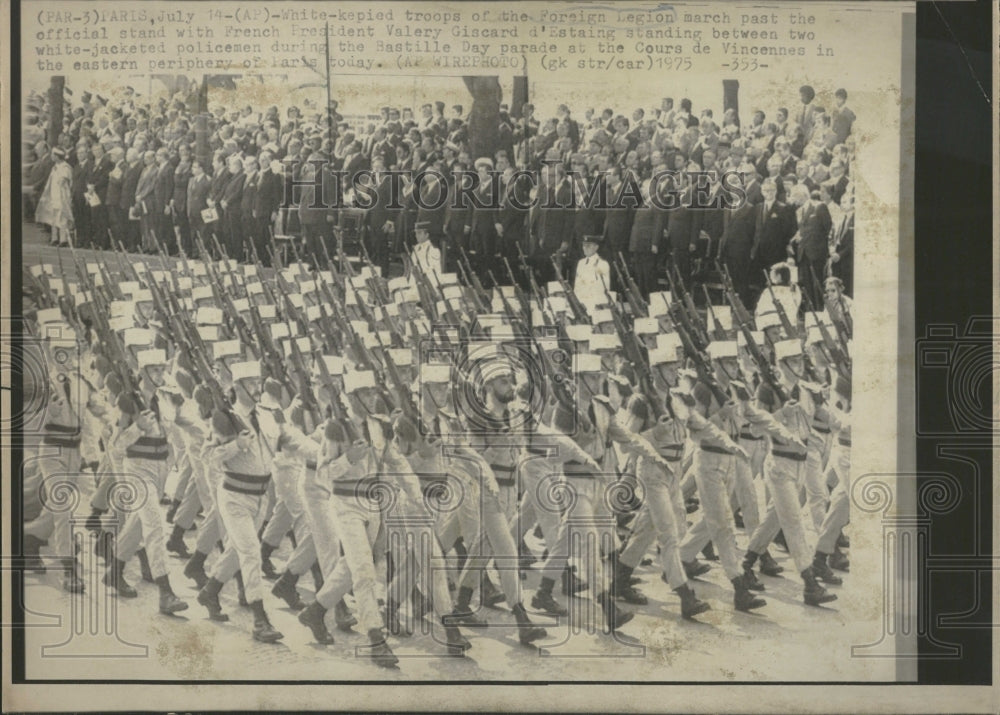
[573,234,611,307]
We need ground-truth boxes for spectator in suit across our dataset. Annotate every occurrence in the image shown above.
[362,155,400,277]
[85,142,113,248]
[529,161,573,285]
[749,177,798,298]
[119,147,144,251]
[219,154,246,259]
[717,196,758,307]
[104,146,127,247]
[169,143,192,255]
[297,160,330,268]
[151,148,174,251]
[253,152,283,265]
[789,185,832,311]
[463,157,499,286]
[238,155,260,263]
[828,191,854,296]
[71,144,93,246]
[831,89,856,146]
[185,159,212,251]
[629,180,666,299]
[134,150,159,252]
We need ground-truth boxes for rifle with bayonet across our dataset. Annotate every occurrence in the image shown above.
[763,269,797,338]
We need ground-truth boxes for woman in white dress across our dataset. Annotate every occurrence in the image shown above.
[34,147,74,246]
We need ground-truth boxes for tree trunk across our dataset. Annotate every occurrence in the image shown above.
[463,76,502,160]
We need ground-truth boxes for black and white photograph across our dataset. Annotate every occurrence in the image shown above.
[3,0,995,712]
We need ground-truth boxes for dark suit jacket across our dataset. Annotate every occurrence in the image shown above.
[106,161,126,209]
[120,161,143,212]
[495,176,530,249]
[210,168,231,204]
[153,163,174,214]
[752,201,797,267]
[253,169,282,220]
[220,171,246,216]
[239,171,259,217]
[718,201,756,261]
[530,178,573,257]
[796,202,832,262]
[85,156,113,202]
[364,174,400,233]
[186,173,211,224]
[629,206,665,254]
[416,174,449,236]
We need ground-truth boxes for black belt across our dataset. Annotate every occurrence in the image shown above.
[125,450,169,461]
[812,426,831,435]
[44,435,82,447]
[527,446,557,458]
[700,444,732,456]
[305,460,317,471]
[838,438,851,447]
[224,470,271,484]
[223,482,268,496]
[44,423,79,433]
[563,459,594,480]
[331,478,379,497]
[739,432,764,441]
[772,450,807,462]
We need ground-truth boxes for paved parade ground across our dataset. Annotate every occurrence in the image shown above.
[16,223,894,683]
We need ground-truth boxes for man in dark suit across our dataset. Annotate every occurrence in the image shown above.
[790,186,832,311]
[567,155,602,283]
[666,182,700,288]
[717,199,758,308]
[443,162,471,275]
[253,154,283,265]
[529,161,573,285]
[828,193,854,296]
[104,147,127,248]
[219,154,246,260]
[119,148,144,251]
[628,180,666,299]
[601,167,636,278]
[238,156,260,263]
[463,157,499,286]
[185,159,212,250]
[71,145,93,246]
[362,155,400,277]
[85,143,113,249]
[153,148,175,251]
[493,167,531,285]
[749,178,798,288]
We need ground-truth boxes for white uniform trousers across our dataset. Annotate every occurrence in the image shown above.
[679,449,743,580]
[747,455,814,573]
[210,483,269,602]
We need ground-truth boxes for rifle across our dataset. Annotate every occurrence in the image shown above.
[194,235,258,358]
[733,318,789,404]
[800,287,852,379]
[503,256,531,324]
[372,329,419,421]
[616,251,649,318]
[702,286,730,341]
[715,260,756,330]
[666,259,708,346]
[457,245,490,314]
[550,256,590,324]
[312,349,361,442]
[763,269,797,338]
[809,263,852,342]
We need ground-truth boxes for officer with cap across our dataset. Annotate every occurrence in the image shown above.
[573,234,611,307]
[411,220,442,285]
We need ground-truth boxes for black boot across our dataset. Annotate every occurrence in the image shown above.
[183,551,209,589]
[837,532,850,549]
[511,602,547,645]
[298,601,335,644]
[166,525,191,559]
[812,552,843,585]
[829,547,850,572]
[250,599,284,643]
[84,508,106,533]
[366,628,398,668]
[260,542,279,581]
[613,563,648,605]
[23,533,47,573]
[682,559,711,579]
[235,571,249,607]
[443,619,472,656]
[310,561,324,591]
[701,541,719,561]
[519,536,537,568]
[385,597,413,637]
[802,567,838,606]
[165,498,181,524]
[155,575,189,615]
[732,575,767,612]
[271,571,305,611]
[93,530,113,562]
[597,591,634,632]
[411,587,433,622]
[561,565,588,595]
[197,577,230,622]
[674,583,711,619]
[334,598,357,631]
[62,558,84,594]
[445,586,489,628]
[531,577,568,616]
[103,558,138,598]
[481,575,505,606]
[758,550,784,577]
[136,548,154,582]
[740,552,766,591]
